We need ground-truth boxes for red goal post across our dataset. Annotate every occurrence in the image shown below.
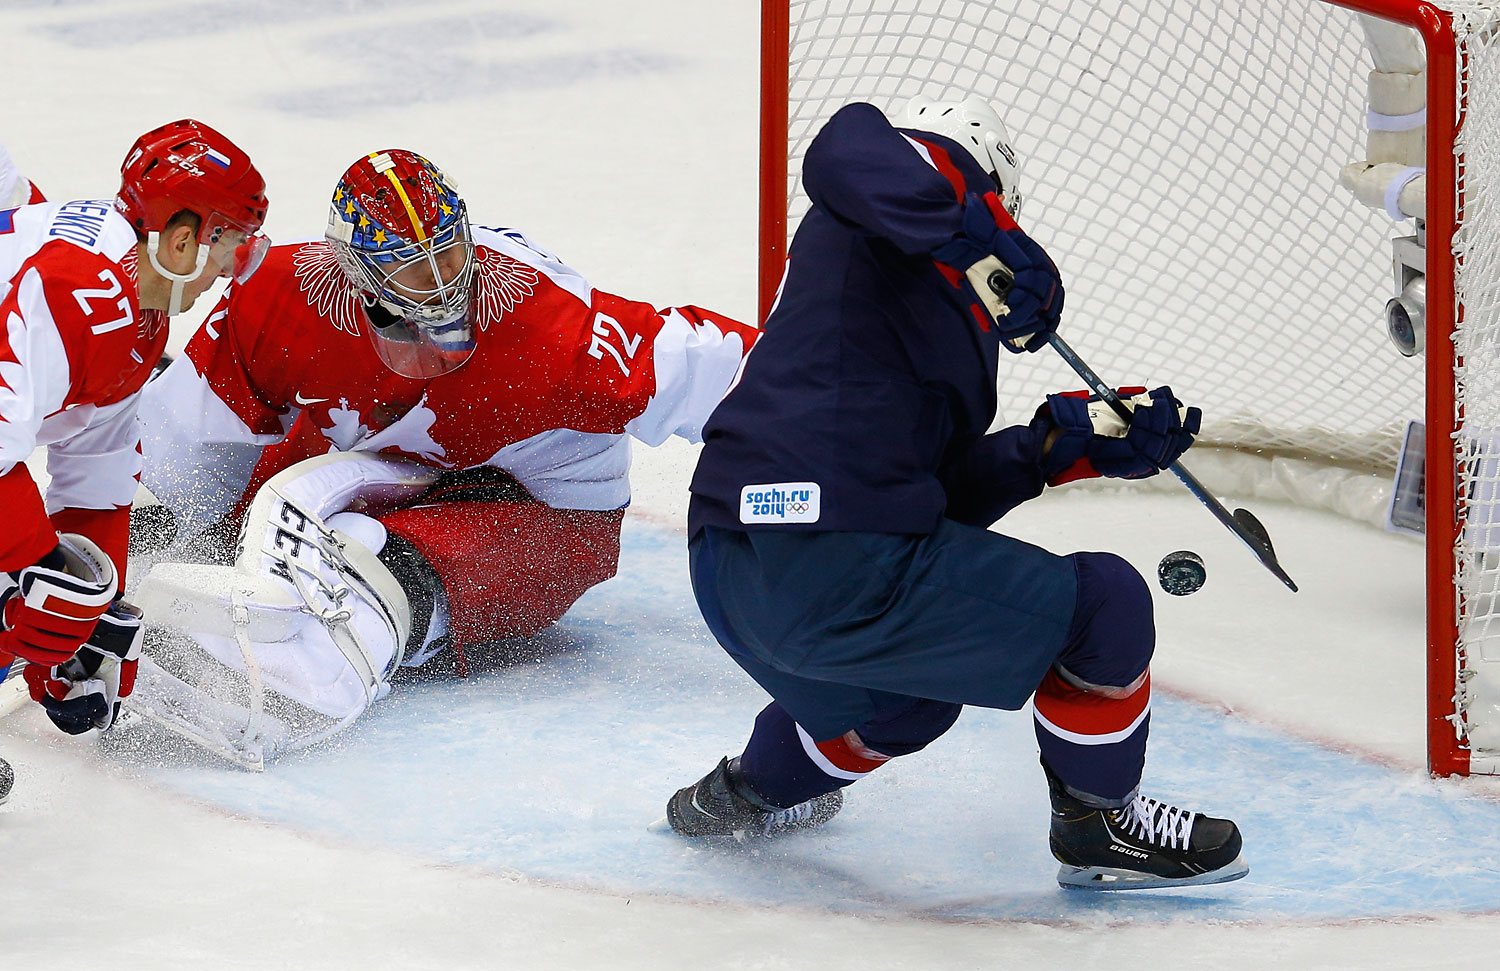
[756,1,1488,775]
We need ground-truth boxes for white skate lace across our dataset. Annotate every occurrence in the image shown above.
[1114,796,1196,850]
[763,799,819,834]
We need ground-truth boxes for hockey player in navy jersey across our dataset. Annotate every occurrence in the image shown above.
[663,98,1247,891]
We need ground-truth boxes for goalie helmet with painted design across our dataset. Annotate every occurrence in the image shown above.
[326,150,477,378]
[893,95,1024,217]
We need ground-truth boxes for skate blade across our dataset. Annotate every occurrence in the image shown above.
[1057,855,1249,891]
[647,815,756,842]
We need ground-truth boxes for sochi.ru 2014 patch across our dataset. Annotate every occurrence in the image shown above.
[739,482,821,524]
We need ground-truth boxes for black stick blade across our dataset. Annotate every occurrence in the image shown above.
[1232,507,1298,592]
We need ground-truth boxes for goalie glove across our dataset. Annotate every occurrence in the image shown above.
[24,599,143,735]
[932,191,1063,353]
[1038,385,1202,486]
[0,533,117,667]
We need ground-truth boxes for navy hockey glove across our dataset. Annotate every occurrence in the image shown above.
[24,599,142,734]
[932,191,1063,353]
[1038,386,1201,485]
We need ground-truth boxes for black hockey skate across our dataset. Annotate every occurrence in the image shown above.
[663,756,842,841]
[1047,771,1247,891]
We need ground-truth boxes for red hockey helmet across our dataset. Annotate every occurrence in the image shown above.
[116,119,269,247]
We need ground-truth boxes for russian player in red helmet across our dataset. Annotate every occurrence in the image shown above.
[115,119,271,317]
[0,120,268,765]
[125,148,760,767]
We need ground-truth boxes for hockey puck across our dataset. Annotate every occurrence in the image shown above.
[1157,550,1206,596]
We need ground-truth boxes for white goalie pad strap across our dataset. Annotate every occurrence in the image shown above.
[1383,166,1425,221]
[132,452,435,750]
[1367,107,1426,132]
[128,653,273,771]
[1339,161,1426,221]
[133,552,402,719]
[126,651,356,771]
[248,491,411,694]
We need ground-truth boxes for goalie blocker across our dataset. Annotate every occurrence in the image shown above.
[127,451,622,768]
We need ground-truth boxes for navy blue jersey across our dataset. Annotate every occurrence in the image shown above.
[689,102,1053,535]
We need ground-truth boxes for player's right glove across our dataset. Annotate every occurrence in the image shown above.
[23,599,143,734]
[932,191,1064,353]
[0,533,117,667]
[1038,385,1201,485]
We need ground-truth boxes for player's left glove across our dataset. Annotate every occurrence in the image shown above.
[0,533,117,666]
[23,599,143,735]
[1038,385,1201,485]
[933,191,1064,353]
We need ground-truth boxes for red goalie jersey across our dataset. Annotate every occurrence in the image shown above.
[142,226,758,533]
[140,225,757,656]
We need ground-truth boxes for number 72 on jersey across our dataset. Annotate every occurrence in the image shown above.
[587,311,642,376]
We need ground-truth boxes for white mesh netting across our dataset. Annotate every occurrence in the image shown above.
[774,0,1500,769]
[783,0,1420,471]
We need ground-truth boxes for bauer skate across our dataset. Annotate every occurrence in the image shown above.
[662,756,843,840]
[1046,770,1248,891]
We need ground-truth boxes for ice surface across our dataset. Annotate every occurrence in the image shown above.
[5,1,1500,968]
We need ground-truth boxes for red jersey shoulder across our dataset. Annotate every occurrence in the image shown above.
[473,243,542,333]
[19,239,140,337]
[197,241,418,420]
[12,239,165,403]
[224,242,372,376]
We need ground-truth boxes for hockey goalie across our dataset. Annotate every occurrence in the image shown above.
[123,150,759,769]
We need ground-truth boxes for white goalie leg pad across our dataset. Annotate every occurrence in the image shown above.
[130,451,440,764]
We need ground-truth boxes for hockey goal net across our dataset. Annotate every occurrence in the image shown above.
[758,0,1500,776]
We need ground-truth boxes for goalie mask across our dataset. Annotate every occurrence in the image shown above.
[894,96,1024,217]
[326,150,478,379]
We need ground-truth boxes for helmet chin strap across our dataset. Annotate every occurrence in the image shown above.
[146,230,211,316]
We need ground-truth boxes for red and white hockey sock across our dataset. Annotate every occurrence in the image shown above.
[736,701,888,808]
[1032,667,1151,806]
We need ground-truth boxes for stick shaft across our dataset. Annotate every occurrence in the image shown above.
[1044,333,1296,590]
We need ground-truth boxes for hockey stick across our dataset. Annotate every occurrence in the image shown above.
[1045,332,1299,592]
[0,662,29,719]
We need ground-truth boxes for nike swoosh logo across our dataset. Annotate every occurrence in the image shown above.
[293,392,329,406]
[690,791,719,819]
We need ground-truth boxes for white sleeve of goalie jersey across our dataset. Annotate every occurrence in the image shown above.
[624,307,750,447]
[483,428,633,511]
[138,353,290,542]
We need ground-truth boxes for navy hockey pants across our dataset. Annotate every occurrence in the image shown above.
[689,521,1155,807]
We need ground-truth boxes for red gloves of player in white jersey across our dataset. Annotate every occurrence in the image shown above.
[23,600,143,734]
[1,534,116,665]
[0,533,141,733]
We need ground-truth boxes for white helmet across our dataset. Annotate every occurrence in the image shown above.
[893,96,1023,217]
